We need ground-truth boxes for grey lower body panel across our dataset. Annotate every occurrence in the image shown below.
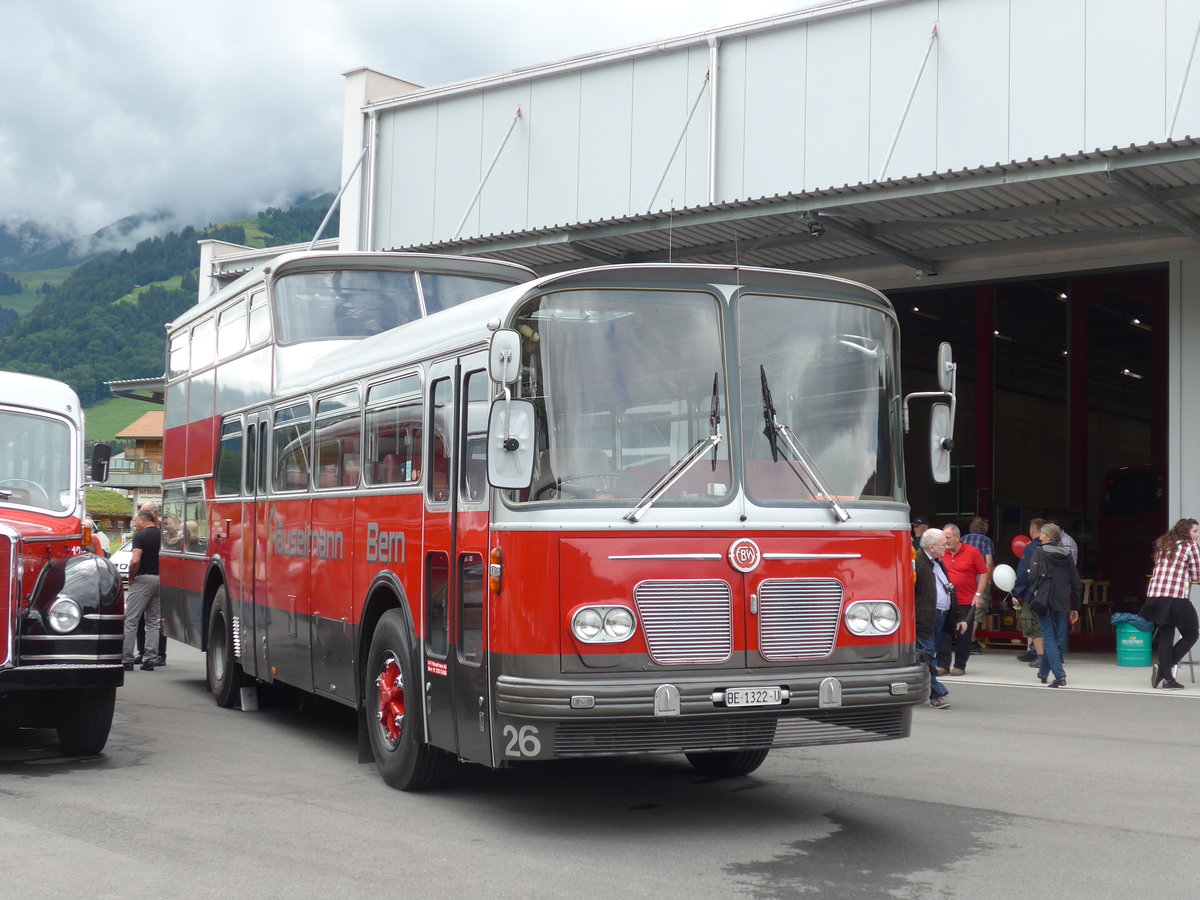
[492,661,926,760]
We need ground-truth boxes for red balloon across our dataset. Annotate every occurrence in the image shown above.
[1010,534,1031,557]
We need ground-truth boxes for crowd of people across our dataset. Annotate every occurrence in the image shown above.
[911,513,1199,707]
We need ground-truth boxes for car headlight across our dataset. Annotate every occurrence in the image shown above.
[572,605,636,643]
[48,596,82,633]
[844,600,900,636]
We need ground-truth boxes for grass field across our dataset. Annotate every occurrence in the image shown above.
[0,265,78,314]
[113,274,184,304]
[84,396,154,442]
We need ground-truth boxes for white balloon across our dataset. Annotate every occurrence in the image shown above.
[992,563,1016,593]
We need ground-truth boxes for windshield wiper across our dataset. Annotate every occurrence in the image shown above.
[760,366,850,523]
[624,373,723,523]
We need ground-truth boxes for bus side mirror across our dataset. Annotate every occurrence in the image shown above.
[930,403,953,484]
[91,443,112,483]
[487,399,535,489]
[488,329,521,385]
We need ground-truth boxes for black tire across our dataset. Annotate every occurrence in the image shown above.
[207,586,242,708]
[366,609,451,791]
[685,748,770,778]
[56,687,116,755]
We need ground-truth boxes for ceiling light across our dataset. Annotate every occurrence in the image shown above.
[1121,368,1144,380]
[1131,318,1152,331]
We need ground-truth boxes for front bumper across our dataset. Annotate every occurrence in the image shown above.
[0,663,125,693]
[492,661,928,760]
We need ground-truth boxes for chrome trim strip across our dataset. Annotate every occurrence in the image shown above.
[20,534,81,543]
[21,634,123,641]
[763,553,862,560]
[84,613,126,621]
[18,653,123,662]
[609,554,723,561]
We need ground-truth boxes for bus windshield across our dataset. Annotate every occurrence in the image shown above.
[273,269,517,344]
[739,293,901,503]
[511,288,730,505]
[508,287,901,506]
[0,409,73,512]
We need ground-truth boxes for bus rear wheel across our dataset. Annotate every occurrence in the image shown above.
[207,586,243,708]
[366,609,450,791]
[685,748,770,778]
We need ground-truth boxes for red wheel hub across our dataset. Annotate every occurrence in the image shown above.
[376,653,405,746]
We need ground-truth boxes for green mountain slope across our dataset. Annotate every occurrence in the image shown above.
[0,195,337,405]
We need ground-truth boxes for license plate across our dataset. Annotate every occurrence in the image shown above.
[723,686,783,708]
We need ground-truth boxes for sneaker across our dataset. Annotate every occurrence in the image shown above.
[1028,660,1041,667]
[122,662,134,671]
[950,667,966,676]
[971,641,983,655]
[929,696,950,709]
[1016,650,1037,662]
[1151,663,1161,689]
[1048,676,1067,688]
[140,661,156,672]
[1160,678,1185,690]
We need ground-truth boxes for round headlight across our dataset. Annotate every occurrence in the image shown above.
[603,607,634,640]
[845,604,871,635]
[572,608,603,640]
[871,603,899,633]
[48,596,82,633]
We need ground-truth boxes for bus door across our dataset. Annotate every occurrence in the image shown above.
[241,411,269,681]
[422,355,493,766]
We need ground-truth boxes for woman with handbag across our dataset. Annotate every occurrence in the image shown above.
[1025,523,1082,688]
[1140,517,1200,690]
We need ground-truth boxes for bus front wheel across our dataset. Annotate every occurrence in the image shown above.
[685,748,770,778]
[207,586,242,708]
[366,609,450,791]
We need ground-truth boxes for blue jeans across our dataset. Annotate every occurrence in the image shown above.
[919,611,949,699]
[1036,611,1068,680]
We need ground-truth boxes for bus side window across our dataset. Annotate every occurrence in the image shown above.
[185,483,208,553]
[460,370,489,503]
[315,389,361,490]
[161,485,186,552]
[215,418,242,496]
[426,552,449,657]
[365,400,423,486]
[273,402,312,492]
[428,378,451,503]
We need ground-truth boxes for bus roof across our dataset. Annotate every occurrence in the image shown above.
[0,371,83,426]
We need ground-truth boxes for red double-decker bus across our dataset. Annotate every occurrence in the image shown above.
[160,252,950,789]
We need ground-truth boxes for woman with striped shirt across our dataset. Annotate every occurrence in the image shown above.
[1140,518,1200,690]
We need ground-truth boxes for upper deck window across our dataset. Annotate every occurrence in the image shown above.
[218,300,248,359]
[191,318,216,370]
[273,270,422,344]
[248,290,270,346]
[168,332,189,380]
[0,409,72,513]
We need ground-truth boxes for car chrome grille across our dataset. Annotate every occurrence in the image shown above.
[634,580,732,664]
[758,578,843,660]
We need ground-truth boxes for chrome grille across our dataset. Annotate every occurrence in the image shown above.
[634,580,732,664]
[758,578,843,660]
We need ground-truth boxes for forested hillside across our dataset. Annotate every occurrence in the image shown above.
[0,196,335,405]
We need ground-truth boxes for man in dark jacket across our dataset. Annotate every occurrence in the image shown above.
[915,527,952,708]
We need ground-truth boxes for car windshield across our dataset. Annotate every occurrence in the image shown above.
[0,408,73,513]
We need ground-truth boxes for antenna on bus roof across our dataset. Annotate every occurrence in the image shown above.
[308,145,369,251]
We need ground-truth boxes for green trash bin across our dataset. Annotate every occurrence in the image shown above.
[1115,622,1152,667]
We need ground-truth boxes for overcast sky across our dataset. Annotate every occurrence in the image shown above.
[0,0,810,239]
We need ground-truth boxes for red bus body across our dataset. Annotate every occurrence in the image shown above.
[159,253,930,788]
[1,372,123,754]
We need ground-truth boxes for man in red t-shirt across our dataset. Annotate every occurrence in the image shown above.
[936,522,989,675]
